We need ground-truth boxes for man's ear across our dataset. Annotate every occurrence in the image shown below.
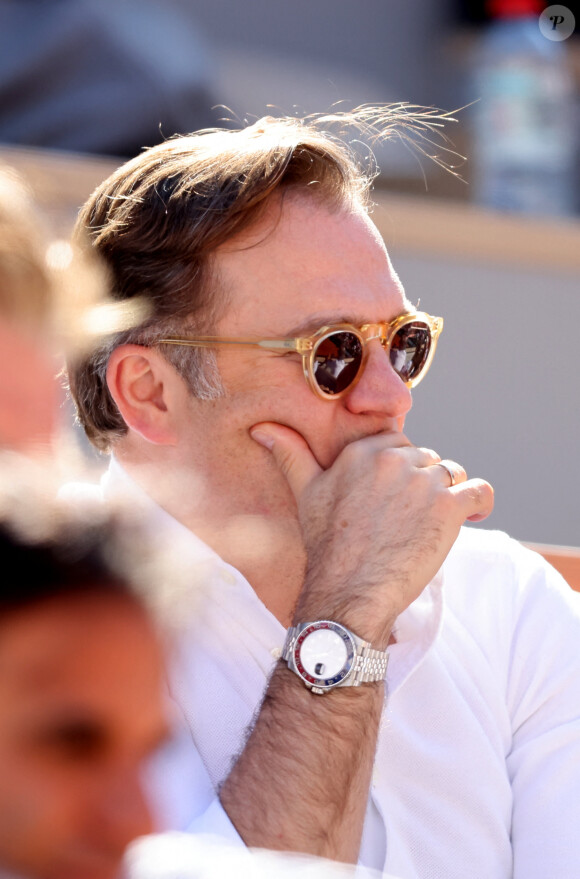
[106,344,180,445]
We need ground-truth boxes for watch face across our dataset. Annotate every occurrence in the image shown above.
[293,622,355,689]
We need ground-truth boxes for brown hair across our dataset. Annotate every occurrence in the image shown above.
[68,106,459,451]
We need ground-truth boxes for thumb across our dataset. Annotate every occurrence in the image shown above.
[250,422,323,501]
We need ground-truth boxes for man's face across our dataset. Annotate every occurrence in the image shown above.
[174,193,414,512]
[0,592,168,879]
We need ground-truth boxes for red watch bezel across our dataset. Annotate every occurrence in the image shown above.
[293,620,356,689]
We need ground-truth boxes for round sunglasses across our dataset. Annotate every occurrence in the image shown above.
[158,311,443,400]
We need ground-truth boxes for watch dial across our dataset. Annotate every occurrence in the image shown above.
[300,628,348,679]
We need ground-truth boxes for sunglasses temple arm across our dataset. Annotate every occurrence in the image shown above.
[257,339,307,351]
[158,337,304,352]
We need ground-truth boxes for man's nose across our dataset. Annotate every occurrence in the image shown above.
[344,341,413,421]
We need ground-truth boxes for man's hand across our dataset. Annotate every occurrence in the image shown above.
[219,425,493,862]
[251,425,494,646]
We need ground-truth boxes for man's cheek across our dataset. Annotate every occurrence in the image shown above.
[298,428,338,471]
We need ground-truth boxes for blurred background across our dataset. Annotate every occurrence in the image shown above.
[0,0,578,544]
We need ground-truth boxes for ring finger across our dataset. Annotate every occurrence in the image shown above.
[436,458,467,487]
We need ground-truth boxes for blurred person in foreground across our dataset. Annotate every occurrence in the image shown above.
[0,164,144,464]
[0,501,169,879]
[0,166,381,879]
[65,107,580,879]
[0,167,63,452]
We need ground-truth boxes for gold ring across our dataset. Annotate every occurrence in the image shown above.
[438,460,456,487]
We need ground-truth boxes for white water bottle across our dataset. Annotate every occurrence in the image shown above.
[470,0,577,216]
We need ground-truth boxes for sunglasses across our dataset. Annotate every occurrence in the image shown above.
[158,311,443,400]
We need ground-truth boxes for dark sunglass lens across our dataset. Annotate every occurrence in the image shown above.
[313,332,363,395]
[390,322,431,381]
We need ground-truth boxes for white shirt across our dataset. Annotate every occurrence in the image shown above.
[126,832,393,879]
[66,459,580,878]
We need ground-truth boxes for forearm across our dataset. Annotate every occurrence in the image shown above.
[219,661,384,862]
[223,424,494,860]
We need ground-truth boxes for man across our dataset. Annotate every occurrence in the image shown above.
[0,506,169,879]
[66,108,580,878]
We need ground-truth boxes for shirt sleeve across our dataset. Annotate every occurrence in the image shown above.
[125,831,399,879]
[185,796,243,842]
[144,702,244,845]
[504,542,580,879]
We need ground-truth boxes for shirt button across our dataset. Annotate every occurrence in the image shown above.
[271,647,282,659]
[219,568,237,585]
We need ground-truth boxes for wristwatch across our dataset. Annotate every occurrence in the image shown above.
[282,620,389,695]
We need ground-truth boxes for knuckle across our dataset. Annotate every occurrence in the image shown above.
[340,442,363,466]
[376,447,407,477]
[418,446,440,462]
[467,477,486,497]
[473,479,494,506]
[458,478,494,509]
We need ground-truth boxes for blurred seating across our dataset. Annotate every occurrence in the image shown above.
[524,543,580,593]
[0,0,217,159]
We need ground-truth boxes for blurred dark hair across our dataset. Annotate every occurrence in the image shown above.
[0,516,135,616]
